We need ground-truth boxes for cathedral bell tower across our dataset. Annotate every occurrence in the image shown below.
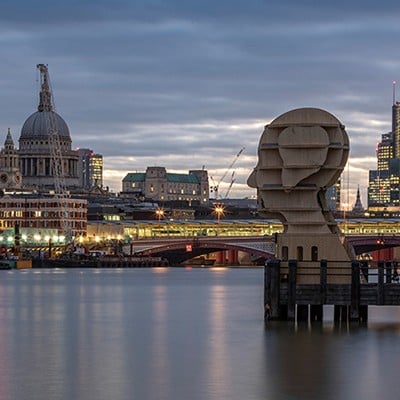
[0,128,22,190]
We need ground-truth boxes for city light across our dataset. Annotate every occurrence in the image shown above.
[155,208,164,225]
[213,203,225,224]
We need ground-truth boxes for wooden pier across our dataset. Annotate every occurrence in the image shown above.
[264,259,400,323]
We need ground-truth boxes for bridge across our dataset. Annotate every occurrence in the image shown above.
[121,233,400,265]
[125,236,276,265]
[85,218,400,265]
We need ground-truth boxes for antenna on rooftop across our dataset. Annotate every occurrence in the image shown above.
[393,80,397,105]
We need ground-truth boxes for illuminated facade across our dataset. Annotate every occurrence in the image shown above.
[77,148,103,189]
[368,102,400,210]
[122,167,209,204]
[0,195,87,238]
[85,218,400,243]
[325,178,341,211]
[393,101,400,157]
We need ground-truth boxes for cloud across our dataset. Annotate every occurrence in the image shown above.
[0,0,399,208]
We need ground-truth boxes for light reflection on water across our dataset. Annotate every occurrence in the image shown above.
[0,268,400,400]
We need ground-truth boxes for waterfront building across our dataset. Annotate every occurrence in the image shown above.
[0,194,87,239]
[0,129,22,190]
[77,148,103,190]
[122,166,209,204]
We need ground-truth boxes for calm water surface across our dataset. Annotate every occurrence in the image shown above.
[0,267,400,400]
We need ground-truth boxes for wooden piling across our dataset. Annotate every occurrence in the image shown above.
[361,260,368,282]
[287,259,297,321]
[378,261,384,305]
[359,305,368,323]
[265,259,282,320]
[386,261,392,284]
[350,260,360,321]
[264,261,271,320]
[320,259,327,304]
[334,305,341,322]
[270,259,281,320]
[262,257,400,326]
[310,305,323,321]
[297,305,309,322]
[341,305,348,322]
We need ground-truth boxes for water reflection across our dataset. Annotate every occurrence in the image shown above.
[207,285,230,398]
[1,269,400,400]
[261,314,400,400]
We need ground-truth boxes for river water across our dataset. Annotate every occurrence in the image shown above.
[0,267,400,400]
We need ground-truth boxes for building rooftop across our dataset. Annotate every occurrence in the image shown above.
[123,172,200,184]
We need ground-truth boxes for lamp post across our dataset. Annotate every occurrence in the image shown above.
[213,203,225,235]
[155,208,164,227]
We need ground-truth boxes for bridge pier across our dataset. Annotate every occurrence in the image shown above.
[228,249,239,265]
[215,251,225,265]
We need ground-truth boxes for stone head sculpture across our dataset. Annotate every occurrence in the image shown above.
[248,108,349,234]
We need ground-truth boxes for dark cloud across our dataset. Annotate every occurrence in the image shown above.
[0,1,399,206]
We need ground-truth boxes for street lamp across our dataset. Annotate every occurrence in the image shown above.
[213,203,225,225]
[155,208,164,226]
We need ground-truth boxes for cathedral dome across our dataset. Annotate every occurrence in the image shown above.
[20,110,70,140]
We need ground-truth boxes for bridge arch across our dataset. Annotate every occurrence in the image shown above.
[134,239,275,265]
[347,235,400,255]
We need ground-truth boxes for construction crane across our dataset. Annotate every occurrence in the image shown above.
[37,64,71,241]
[210,146,245,200]
[224,171,236,199]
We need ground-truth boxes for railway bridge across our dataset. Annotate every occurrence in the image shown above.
[122,234,400,265]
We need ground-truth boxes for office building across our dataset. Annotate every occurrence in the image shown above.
[0,194,87,238]
[325,178,341,211]
[368,94,400,213]
[77,148,103,189]
[122,166,209,204]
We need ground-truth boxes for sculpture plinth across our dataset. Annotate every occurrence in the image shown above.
[248,108,352,283]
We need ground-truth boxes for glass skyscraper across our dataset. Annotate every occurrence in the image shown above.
[368,100,400,214]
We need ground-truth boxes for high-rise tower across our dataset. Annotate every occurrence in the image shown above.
[368,82,400,214]
[392,81,400,157]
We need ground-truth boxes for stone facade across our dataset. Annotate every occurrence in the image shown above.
[122,166,209,204]
[0,129,22,190]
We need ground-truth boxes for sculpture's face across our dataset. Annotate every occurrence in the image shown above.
[248,113,349,196]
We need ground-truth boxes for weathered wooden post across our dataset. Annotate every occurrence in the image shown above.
[320,259,327,304]
[264,260,272,320]
[360,260,369,282]
[377,261,384,305]
[386,261,392,284]
[269,259,281,320]
[350,260,360,321]
[265,259,282,320]
[287,259,297,321]
[310,259,327,322]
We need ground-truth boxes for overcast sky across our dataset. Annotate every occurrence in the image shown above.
[1,0,400,208]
